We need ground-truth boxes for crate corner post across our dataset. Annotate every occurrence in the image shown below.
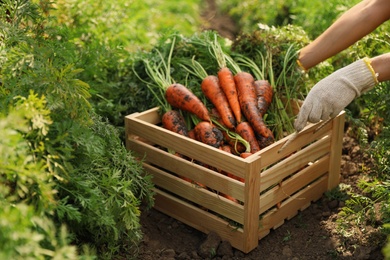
[242,155,262,253]
[327,111,346,190]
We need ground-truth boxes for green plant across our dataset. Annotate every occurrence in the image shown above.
[0,91,94,259]
[0,1,154,258]
[282,230,292,242]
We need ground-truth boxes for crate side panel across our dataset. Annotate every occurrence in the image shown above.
[259,120,333,168]
[144,163,245,224]
[260,136,330,192]
[126,116,250,176]
[128,138,245,201]
[259,176,328,235]
[259,155,329,214]
[153,190,252,253]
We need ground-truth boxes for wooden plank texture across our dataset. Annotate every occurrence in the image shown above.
[260,136,330,192]
[145,163,245,224]
[259,176,328,234]
[153,190,253,252]
[259,155,329,214]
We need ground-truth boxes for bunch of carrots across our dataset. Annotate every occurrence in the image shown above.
[137,36,277,202]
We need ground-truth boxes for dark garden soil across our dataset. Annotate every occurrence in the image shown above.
[135,1,387,259]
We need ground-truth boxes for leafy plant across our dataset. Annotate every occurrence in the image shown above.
[0,1,154,258]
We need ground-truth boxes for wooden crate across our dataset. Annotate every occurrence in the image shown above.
[125,106,345,253]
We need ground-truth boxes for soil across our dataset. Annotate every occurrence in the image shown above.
[135,1,387,259]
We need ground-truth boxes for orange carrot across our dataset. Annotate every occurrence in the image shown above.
[206,34,242,123]
[234,72,274,140]
[219,144,233,154]
[235,121,261,153]
[218,67,241,123]
[201,75,236,129]
[194,121,224,148]
[188,129,196,140]
[161,110,189,136]
[221,131,246,154]
[210,107,226,127]
[240,152,253,159]
[165,83,210,122]
[253,79,273,117]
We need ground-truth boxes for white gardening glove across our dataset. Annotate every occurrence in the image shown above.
[294,58,378,132]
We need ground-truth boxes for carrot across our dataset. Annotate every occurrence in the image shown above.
[165,83,211,122]
[210,107,225,127]
[253,79,273,117]
[207,35,242,123]
[201,75,236,129]
[257,135,275,149]
[234,71,274,140]
[188,129,196,140]
[221,192,238,203]
[240,152,253,159]
[235,122,261,153]
[161,110,189,136]
[222,131,246,154]
[137,37,210,123]
[218,67,241,123]
[194,121,224,148]
[219,144,233,154]
[180,58,235,128]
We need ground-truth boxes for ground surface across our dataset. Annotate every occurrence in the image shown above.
[135,1,386,259]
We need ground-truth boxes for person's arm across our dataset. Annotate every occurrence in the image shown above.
[371,53,390,82]
[298,0,390,70]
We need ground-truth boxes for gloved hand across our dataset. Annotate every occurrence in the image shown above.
[294,58,378,132]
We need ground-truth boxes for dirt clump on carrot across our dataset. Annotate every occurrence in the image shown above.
[194,121,224,148]
[235,121,261,153]
[161,110,189,136]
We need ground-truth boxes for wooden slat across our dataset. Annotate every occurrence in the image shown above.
[146,164,245,224]
[259,155,329,214]
[258,176,328,235]
[128,138,246,201]
[126,115,252,176]
[153,190,255,253]
[260,136,330,192]
[258,121,333,168]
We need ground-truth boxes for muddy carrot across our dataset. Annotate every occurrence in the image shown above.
[222,131,247,154]
[165,83,211,122]
[234,71,274,140]
[180,58,235,128]
[194,121,224,148]
[235,121,261,153]
[253,79,273,117]
[201,75,236,129]
[161,110,189,136]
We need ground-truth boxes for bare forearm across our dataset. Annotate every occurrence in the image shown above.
[371,53,390,82]
[299,0,390,70]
